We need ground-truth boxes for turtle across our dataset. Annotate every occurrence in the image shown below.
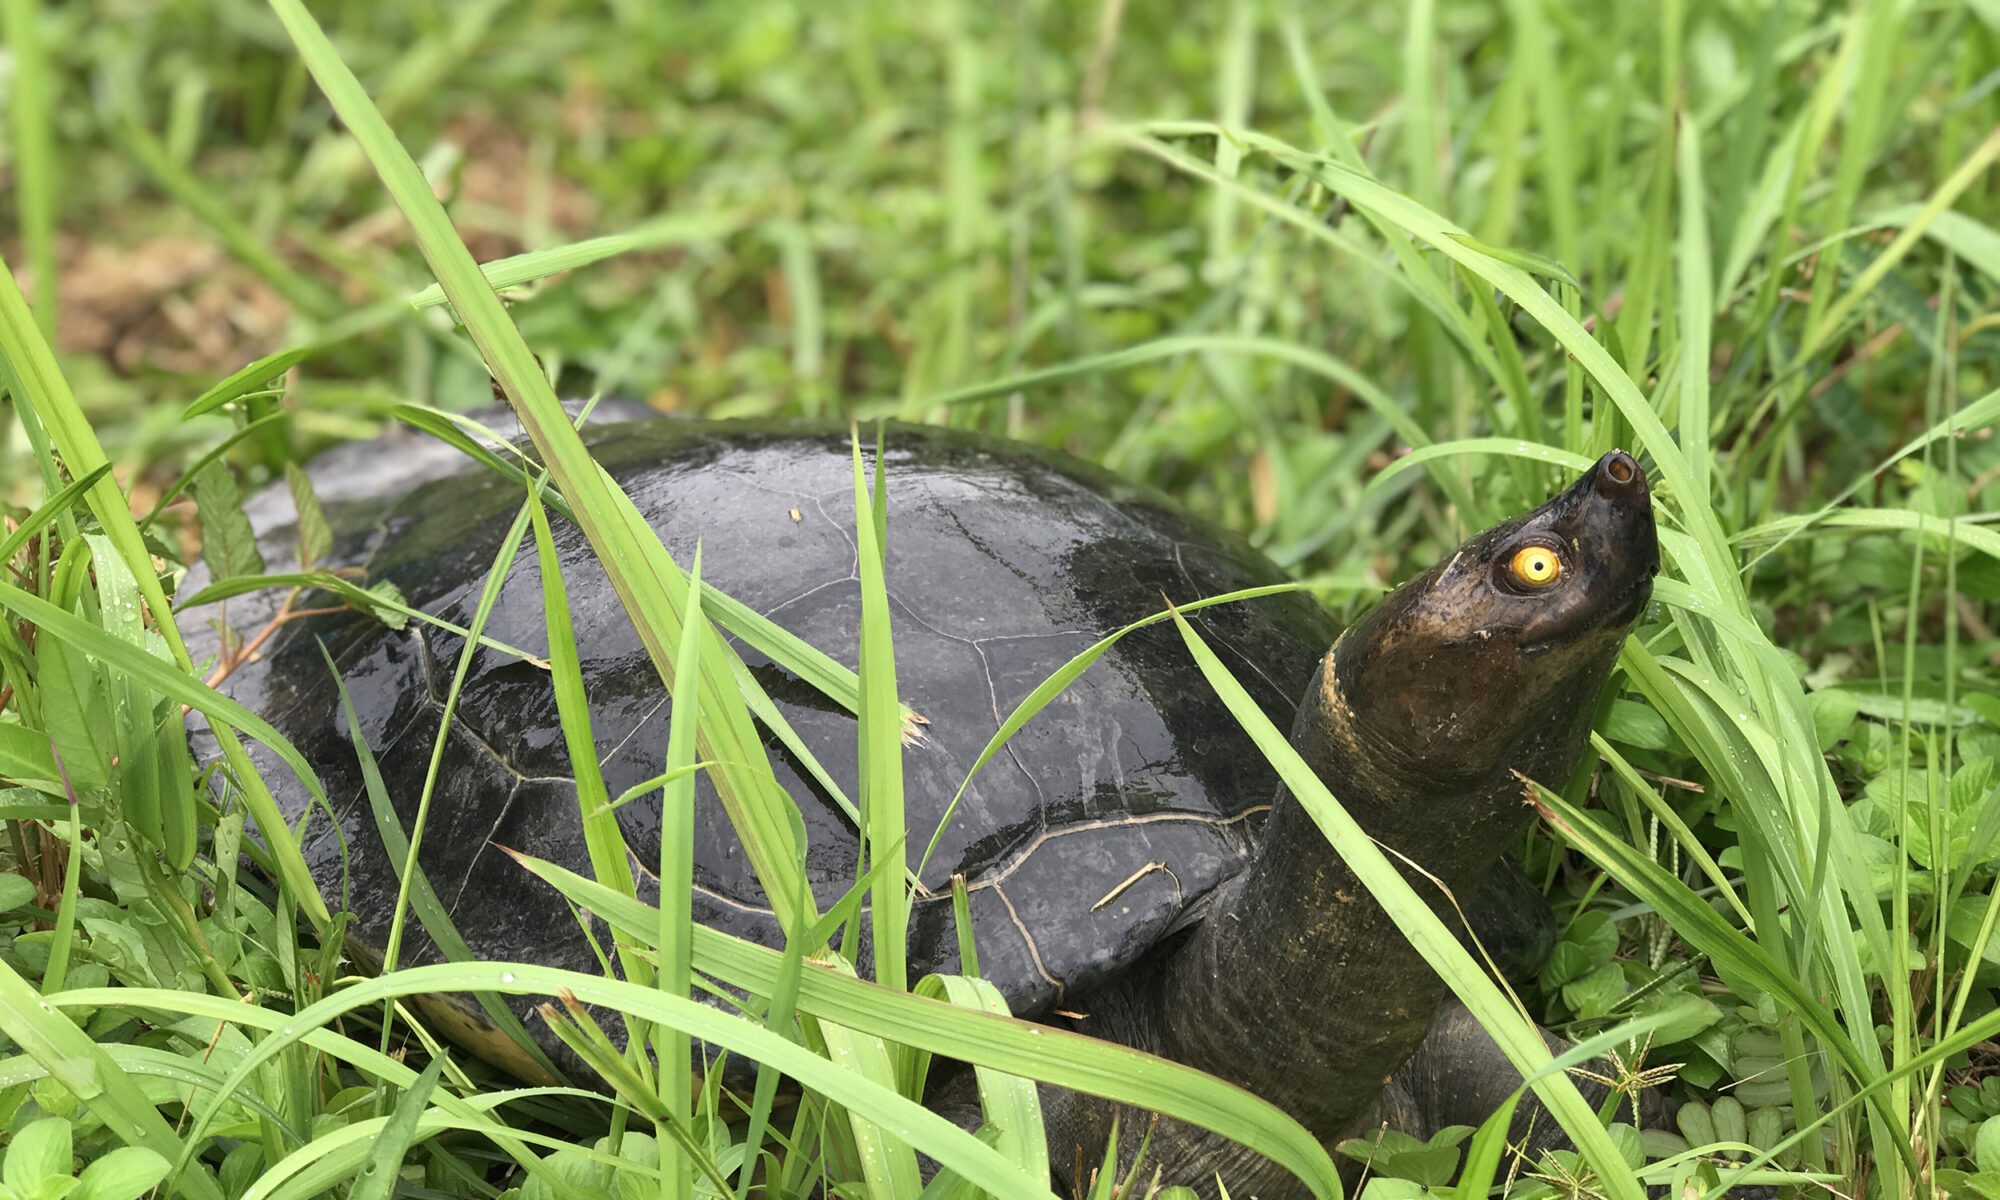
[186,413,1658,1198]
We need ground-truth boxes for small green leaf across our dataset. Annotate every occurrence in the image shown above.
[180,347,315,421]
[1956,757,1998,812]
[1561,963,1627,1020]
[1539,941,1595,990]
[1603,699,1673,751]
[73,1146,169,1200]
[284,462,333,570]
[520,1143,609,1200]
[1980,1120,2000,1178]
[1337,1129,1428,1165]
[139,415,289,533]
[1744,1106,1783,1154]
[4,1118,72,1194]
[1958,1172,2000,1200]
[1866,765,1995,870]
[1677,1099,1716,1148]
[34,621,113,794]
[1562,911,1619,965]
[1384,1145,1461,1187]
[1947,894,2000,970]
[1806,688,1861,750]
[0,875,35,913]
[1356,1179,1428,1200]
[191,463,265,583]
[1708,1096,1746,1147]
[364,580,409,631]
[1968,693,2000,729]
[0,726,61,795]
[609,1133,665,1200]
[1631,992,1720,1044]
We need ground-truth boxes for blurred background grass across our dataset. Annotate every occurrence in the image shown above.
[12,0,1984,595]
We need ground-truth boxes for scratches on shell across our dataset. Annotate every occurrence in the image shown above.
[992,883,1065,1003]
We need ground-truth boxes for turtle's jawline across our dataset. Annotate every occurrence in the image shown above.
[1515,574,1653,657]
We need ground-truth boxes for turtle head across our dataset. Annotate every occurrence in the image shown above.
[1327,450,1659,787]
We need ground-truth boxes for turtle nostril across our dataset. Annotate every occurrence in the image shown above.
[1600,451,1642,492]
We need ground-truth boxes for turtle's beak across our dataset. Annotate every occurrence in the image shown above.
[1575,449,1659,620]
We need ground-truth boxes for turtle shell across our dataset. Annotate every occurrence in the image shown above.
[191,417,1340,1054]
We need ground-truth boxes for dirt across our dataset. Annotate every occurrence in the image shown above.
[12,232,291,378]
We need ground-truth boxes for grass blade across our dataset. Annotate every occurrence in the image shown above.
[527,487,644,974]
[180,348,318,421]
[658,545,706,1200]
[1676,120,1713,505]
[349,1052,448,1200]
[2,0,55,336]
[180,962,1062,1200]
[852,433,908,997]
[0,463,112,569]
[1358,438,1594,505]
[407,211,751,309]
[818,961,923,1200]
[915,974,1048,1182]
[511,852,1341,1198]
[176,570,545,664]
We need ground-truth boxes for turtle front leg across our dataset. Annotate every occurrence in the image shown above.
[1364,1001,1668,1166]
[922,1066,1305,1199]
[1038,1002,1667,1200]
[1040,1085,1324,1200]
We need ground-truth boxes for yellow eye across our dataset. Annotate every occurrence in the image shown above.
[1509,545,1563,588]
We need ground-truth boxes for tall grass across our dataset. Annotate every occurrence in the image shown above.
[0,3,1996,1199]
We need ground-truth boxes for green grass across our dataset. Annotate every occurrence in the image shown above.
[1,2,1998,1199]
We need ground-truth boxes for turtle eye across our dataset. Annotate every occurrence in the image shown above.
[1507,545,1563,589]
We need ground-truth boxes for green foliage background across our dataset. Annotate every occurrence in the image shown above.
[1,2,1998,1199]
